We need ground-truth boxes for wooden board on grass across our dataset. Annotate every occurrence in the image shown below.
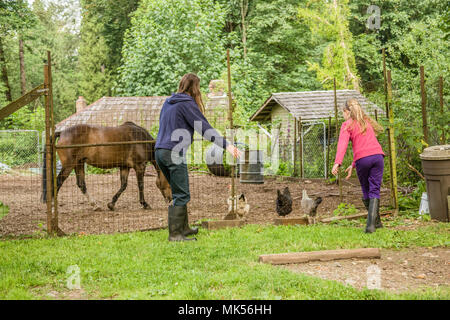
[202,220,245,230]
[273,216,309,226]
[320,211,390,223]
[259,248,381,265]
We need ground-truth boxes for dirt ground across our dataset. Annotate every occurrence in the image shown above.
[284,247,450,294]
[0,166,391,236]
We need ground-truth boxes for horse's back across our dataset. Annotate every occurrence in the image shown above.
[56,122,153,168]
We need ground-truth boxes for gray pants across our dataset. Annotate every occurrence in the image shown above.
[155,148,190,206]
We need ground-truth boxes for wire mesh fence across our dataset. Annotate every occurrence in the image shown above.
[0,130,45,236]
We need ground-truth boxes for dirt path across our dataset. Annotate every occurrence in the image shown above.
[284,247,450,294]
[0,169,391,236]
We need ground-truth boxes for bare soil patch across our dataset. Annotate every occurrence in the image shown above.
[284,247,450,294]
[0,167,394,236]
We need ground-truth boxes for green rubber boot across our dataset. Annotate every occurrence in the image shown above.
[363,198,382,229]
[168,205,196,241]
[177,205,198,236]
[365,198,379,234]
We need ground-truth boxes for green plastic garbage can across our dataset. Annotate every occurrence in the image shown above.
[419,145,450,222]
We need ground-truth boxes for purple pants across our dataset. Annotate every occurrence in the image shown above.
[355,154,384,199]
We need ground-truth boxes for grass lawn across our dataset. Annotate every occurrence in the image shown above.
[0,222,449,300]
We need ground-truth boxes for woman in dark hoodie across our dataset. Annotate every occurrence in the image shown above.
[155,73,241,241]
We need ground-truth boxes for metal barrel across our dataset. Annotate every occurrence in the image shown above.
[239,150,264,184]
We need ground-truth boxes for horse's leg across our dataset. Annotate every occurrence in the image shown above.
[107,167,129,211]
[152,160,172,203]
[56,165,74,195]
[75,164,101,211]
[135,164,150,209]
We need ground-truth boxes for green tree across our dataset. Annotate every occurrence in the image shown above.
[299,0,360,90]
[78,0,139,104]
[1,0,80,127]
[349,0,449,183]
[0,0,35,103]
[116,0,227,96]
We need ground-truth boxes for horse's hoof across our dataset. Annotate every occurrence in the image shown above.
[107,203,115,211]
[142,202,151,210]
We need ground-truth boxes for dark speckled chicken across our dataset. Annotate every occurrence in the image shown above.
[276,187,293,216]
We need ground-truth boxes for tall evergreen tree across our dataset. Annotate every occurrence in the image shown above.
[78,0,139,104]
[299,0,360,90]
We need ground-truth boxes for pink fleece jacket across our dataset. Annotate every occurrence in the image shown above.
[334,119,384,168]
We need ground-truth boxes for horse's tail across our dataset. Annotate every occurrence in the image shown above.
[41,132,60,203]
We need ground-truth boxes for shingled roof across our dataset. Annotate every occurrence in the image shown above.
[56,95,228,132]
[249,90,383,122]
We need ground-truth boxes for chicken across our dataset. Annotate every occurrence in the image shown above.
[301,189,323,224]
[276,187,293,216]
[226,193,249,220]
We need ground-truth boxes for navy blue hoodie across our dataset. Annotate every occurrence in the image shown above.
[155,93,229,155]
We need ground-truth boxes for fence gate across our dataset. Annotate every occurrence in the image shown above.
[301,120,327,178]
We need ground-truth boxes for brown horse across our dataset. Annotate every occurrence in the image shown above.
[41,121,172,211]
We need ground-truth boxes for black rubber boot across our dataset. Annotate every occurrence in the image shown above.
[176,205,198,236]
[365,198,379,233]
[168,205,196,241]
[363,198,382,229]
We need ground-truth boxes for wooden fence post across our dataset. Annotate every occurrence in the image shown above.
[327,116,331,179]
[387,70,398,212]
[44,63,53,235]
[293,117,298,177]
[226,49,235,214]
[298,117,303,178]
[382,48,395,208]
[333,78,342,203]
[420,66,429,145]
[439,76,445,144]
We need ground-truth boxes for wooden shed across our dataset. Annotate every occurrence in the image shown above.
[250,89,382,126]
[249,90,383,178]
[56,94,228,134]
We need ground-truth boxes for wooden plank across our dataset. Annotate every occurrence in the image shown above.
[274,216,309,226]
[259,248,381,265]
[0,84,45,120]
[202,220,244,230]
[320,211,390,223]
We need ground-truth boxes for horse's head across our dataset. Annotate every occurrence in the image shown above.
[156,169,172,203]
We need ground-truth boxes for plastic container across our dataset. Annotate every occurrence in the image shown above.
[239,150,264,184]
[419,145,450,222]
[419,192,429,215]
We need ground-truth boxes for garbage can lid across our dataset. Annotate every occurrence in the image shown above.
[419,144,450,160]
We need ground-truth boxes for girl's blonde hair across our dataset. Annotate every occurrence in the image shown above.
[344,98,383,135]
[178,73,205,114]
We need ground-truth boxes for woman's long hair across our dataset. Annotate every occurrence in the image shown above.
[344,98,383,135]
[177,73,205,114]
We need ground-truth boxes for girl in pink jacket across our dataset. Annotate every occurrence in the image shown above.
[331,98,384,233]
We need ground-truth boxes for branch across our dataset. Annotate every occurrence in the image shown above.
[406,162,425,180]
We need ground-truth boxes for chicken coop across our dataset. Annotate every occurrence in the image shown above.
[249,90,384,178]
